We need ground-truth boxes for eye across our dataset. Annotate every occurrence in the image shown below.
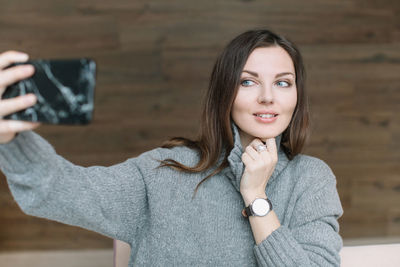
[276,80,291,87]
[240,79,256,87]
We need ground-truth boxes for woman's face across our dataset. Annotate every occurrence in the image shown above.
[231,46,297,147]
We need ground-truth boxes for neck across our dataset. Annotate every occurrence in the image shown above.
[238,129,274,149]
[238,129,255,149]
[237,129,283,152]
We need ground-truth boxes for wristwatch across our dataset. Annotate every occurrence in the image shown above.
[242,198,273,217]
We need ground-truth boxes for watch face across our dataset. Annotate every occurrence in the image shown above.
[252,199,270,216]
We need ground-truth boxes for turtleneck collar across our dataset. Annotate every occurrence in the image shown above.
[222,122,289,192]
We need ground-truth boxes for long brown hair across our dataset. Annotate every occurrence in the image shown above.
[158,29,310,197]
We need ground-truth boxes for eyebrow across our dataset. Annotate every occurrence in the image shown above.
[242,70,295,78]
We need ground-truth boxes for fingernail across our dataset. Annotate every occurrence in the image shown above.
[18,53,29,60]
[25,94,36,104]
[22,65,34,73]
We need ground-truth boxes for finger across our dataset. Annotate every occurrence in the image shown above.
[245,145,262,161]
[0,120,41,134]
[0,94,37,117]
[241,152,252,166]
[0,51,29,69]
[249,138,267,153]
[0,64,35,94]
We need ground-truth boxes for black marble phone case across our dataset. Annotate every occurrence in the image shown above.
[2,59,96,125]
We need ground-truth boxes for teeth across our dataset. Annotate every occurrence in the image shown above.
[257,114,275,118]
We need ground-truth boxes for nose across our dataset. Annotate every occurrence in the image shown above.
[257,85,274,104]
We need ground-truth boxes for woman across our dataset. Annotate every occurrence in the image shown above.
[0,29,343,266]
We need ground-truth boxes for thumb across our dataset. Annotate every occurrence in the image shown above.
[265,137,277,155]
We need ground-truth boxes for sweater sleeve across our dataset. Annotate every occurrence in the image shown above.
[0,130,152,244]
[253,160,343,267]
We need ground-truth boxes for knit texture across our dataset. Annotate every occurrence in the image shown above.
[0,123,343,266]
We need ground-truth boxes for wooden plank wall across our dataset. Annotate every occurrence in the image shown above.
[0,0,399,250]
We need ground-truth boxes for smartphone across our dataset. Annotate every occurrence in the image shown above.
[2,58,96,125]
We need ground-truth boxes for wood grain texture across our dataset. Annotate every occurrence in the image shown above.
[0,0,399,250]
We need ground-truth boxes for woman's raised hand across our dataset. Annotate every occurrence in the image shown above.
[240,137,278,203]
[0,51,40,144]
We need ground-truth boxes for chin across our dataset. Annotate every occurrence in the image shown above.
[235,120,288,142]
[255,135,279,142]
[258,134,278,140]
[252,127,285,139]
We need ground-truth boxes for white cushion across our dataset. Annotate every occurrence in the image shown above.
[340,243,400,267]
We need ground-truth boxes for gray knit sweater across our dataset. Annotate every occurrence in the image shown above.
[0,123,343,266]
